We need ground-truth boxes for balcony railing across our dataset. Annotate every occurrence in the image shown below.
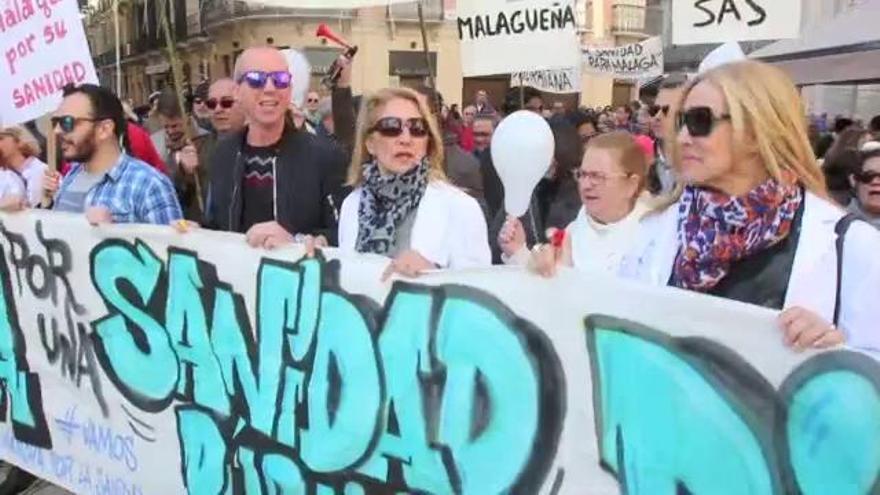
[202,0,354,29]
[577,0,593,34]
[643,4,663,37]
[611,1,646,35]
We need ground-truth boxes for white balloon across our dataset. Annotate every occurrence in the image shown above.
[490,111,555,217]
[280,48,312,109]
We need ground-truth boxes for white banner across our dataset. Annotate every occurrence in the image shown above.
[583,37,664,80]
[0,0,98,126]
[0,211,876,494]
[511,67,581,94]
[672,0,802,45]
[456,0,580,77]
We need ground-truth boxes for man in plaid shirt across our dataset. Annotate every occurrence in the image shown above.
[43,84,182,225]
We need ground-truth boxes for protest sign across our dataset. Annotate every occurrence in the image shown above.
[511,67,580,94]
[583,37,664,80]
[672,0,802,45]
[0,211,877,494]
[0,0,98,126]
[456,0,580,77]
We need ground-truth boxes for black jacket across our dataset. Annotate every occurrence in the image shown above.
[205,124,348,244]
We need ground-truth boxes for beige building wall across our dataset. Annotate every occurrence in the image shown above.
[91,1,649,108]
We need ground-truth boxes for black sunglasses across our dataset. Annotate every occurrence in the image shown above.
[205,97,235,110]
[370,117,429,138]
[649,105,670,117]
[51,115,102,133]
[237,70,292,90]
[676,106,731,138]
[855,171,880,184]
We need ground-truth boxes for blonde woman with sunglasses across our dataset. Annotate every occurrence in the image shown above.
[337,88,490,278]
[622,61,880,353]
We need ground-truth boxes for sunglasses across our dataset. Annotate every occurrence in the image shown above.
[237,70,292,90]
[307,98,319,104]
[649,105,670,117]
[205,97,235,110]
[676,107,731,138]
[51,115,101,134]
[855,171,880,184]
[370,117,429,138]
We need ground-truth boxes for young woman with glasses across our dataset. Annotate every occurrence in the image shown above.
[337,87,490,278]
[622,61,880,353]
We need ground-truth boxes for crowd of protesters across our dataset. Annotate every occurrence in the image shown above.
[0,43,878,494]
[0,47,875,360]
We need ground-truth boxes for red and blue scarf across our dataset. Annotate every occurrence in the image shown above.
[670,179,803,292]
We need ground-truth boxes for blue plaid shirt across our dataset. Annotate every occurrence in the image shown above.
[55,153,183,225]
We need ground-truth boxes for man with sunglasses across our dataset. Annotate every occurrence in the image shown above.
[191,78,247,186]
[205,47,347,248]
[206,78,245,136]
[191,81,213,132]
[45,84,182,225]
[647,74,686,195]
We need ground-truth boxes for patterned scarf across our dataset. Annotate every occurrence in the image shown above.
[670,179,803,291]
[356,159,429,255]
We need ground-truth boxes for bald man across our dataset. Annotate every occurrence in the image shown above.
[207,78,245,135]
[205,47,348,247]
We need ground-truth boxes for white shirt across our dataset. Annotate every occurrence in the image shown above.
[569,199,651,274]
[621,191,880,353]
[20,157,47,207]
[339,180,491,269]
[0,169,25,201]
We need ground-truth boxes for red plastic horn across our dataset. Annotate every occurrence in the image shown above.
[316,23,353,51]
[315,23,359,89]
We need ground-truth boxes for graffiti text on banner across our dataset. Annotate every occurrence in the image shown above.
[0,211,875,494]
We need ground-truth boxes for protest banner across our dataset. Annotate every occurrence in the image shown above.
[583,37,664,80]
[456,0,580,77]
[0,0,98,126]
[672,0,802,45]
[511,67,580,94]
[0,211,876,494]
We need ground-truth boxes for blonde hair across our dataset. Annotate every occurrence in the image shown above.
[660,61,827,208]
[586,131,649,191]
[347,87,446,186]
[0,126,40,158]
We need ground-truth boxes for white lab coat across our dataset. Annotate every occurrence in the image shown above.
[339,180,491,269]
[620,191,880,352]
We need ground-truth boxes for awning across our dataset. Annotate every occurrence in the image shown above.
[750,0,880,85]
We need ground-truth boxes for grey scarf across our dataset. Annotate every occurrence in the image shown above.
[356,159,429,255]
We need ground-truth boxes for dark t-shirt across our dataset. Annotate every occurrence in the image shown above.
[240,142,278,232]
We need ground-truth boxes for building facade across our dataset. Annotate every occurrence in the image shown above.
[85,0,653,109]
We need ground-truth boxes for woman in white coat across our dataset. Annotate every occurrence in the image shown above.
[622,61,880,353]
[510,132,653,275]
[338,87,490,276]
